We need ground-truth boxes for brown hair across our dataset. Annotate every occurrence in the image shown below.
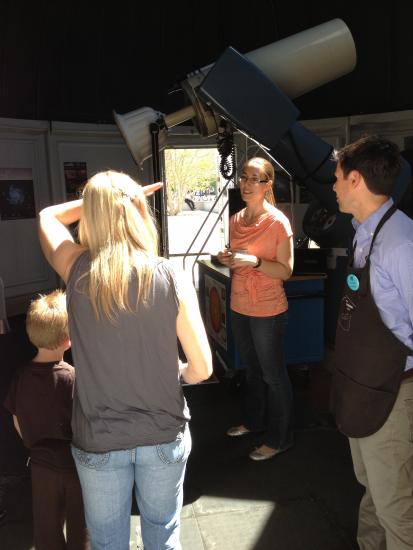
[334,135,401,196]
[244,157,276,205]
[26,289,69,350]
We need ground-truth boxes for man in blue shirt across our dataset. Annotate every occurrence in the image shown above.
[331,135,413,550]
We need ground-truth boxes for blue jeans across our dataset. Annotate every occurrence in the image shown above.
[72,425,191,550]
[231,310,293,450]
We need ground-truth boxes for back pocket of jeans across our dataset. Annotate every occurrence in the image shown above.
[157,430,190,464]
[72,446,110,469]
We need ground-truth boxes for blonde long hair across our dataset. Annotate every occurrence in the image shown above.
[78,171,159,321]
[245,157,276,206]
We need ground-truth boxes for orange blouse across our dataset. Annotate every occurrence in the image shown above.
[230,205,292,317]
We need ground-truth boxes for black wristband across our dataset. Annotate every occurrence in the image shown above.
[254,257,262,269]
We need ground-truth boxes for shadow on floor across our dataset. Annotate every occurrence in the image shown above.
[1,360,361,549]
[179,367,360,550]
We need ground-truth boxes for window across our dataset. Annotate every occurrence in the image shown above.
[163,146,227,286]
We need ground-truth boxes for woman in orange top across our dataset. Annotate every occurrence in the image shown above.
[218,157,294,461]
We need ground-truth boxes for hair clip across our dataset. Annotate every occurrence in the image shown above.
[119,189,138,201]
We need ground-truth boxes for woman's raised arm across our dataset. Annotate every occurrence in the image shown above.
[38,200,84,283]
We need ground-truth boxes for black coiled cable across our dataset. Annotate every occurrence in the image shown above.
[217,123,235,181]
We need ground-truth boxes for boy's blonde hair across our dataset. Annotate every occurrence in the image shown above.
[26,290,69,350]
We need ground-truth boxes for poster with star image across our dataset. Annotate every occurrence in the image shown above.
[0,168,35,220]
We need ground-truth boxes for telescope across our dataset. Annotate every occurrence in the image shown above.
[114,19,362,248]
[114,19,355,165]
[114,19,359,248]
[114,18,411,248]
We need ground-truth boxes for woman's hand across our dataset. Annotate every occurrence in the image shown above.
[132,181,163,220]
[143,181,163,196]
[217,248,232,267]
[217,249,258,269]
[230,250,258,269]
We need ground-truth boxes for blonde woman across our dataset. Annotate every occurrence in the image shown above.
[218,157,294,461]
[38,171,212,550]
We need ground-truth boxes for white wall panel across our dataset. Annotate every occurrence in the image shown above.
[0,122,58,314]
[0,118,147,315]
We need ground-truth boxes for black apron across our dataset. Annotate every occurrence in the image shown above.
[331,205,412,438]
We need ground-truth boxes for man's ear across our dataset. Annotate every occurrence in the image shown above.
[349,169,362,188]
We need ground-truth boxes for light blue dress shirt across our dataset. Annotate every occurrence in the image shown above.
[352,198,413,371]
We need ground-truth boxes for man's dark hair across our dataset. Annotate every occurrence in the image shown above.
[334,135,401,196]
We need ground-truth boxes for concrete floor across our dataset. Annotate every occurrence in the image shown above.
[0,360,361,550]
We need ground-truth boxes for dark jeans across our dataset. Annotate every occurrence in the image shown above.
[231,310,293,450]
[184,198,195,210]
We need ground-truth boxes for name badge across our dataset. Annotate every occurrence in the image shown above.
[347,274,360,291]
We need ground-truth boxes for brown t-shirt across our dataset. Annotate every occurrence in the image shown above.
[4,360,76,471]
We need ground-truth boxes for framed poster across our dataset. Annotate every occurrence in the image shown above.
[64,162,88,200]
[275,170,293,203]
[0,168,35,220]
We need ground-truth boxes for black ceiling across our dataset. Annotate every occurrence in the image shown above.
[1,1,413,124]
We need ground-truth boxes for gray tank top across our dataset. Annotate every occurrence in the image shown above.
[66,253,189,452]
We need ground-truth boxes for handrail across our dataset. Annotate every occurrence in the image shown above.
[182,178,234,275]
[191,199,228,286]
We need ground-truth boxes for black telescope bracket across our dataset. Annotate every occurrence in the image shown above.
[149,120,169,258]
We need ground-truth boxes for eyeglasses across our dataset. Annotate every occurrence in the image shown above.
[238,176,268,185]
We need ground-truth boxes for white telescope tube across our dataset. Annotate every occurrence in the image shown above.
[114,19,356,164]
[246,18,356,99]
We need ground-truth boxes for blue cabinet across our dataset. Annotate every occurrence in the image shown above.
[284,278,325,364]
[197,260,325,369]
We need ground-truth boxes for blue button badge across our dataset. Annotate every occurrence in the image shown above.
[347,274,360,291]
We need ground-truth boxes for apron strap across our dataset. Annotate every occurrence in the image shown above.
[356,204,398,295]
[366,204,398,260]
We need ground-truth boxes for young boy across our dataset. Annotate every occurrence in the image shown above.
[4,289,89,550]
